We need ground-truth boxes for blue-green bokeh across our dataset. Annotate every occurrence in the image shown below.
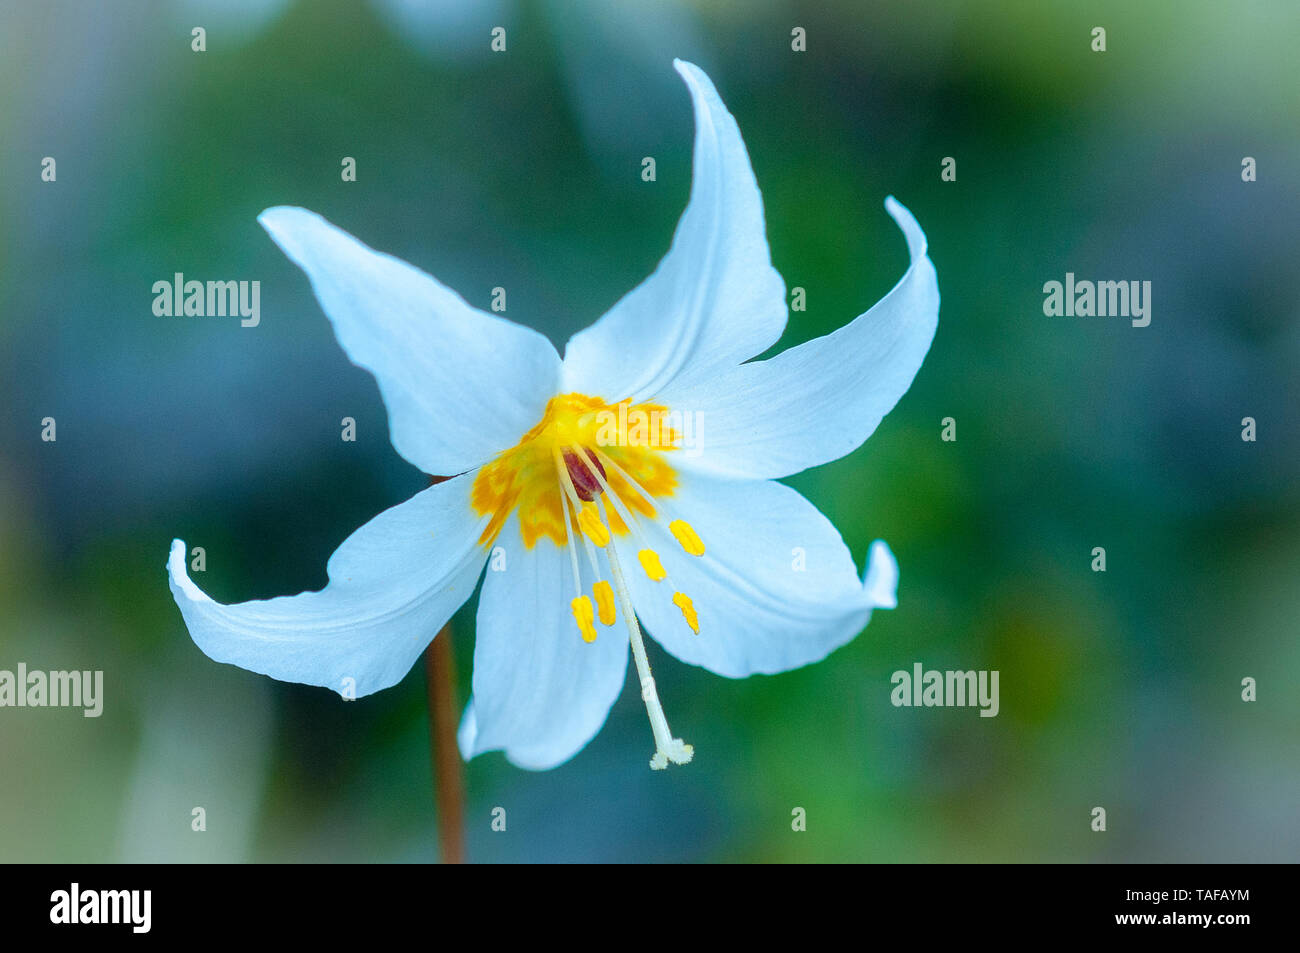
[1,0,1297,862]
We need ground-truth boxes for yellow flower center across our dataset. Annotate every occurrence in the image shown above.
[471,393,678,549]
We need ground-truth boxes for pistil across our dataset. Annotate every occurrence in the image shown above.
[605,542,694,770]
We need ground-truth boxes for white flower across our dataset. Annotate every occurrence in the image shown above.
[167,60,939,770]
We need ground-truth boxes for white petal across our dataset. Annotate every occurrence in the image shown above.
[559,60,787,401]
[618,472,896,677]
[168,472,489,697]
[259,207,561,475]
[458,516,629,770]
[668,197,938,479]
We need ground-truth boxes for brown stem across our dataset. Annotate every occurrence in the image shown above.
[425,623,465,864]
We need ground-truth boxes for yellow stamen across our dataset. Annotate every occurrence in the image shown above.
[570,595,597,643]
[578,502,610,548]
[637,548,667,582]
[593,580,616,626]
[669,519,705,556]
[672,592,699,634]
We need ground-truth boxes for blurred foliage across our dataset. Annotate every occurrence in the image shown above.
[1,0,1297,861]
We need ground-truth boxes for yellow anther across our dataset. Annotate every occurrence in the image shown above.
[672,592,699,634]
[578,503,610,548]
[593,580,616,626]
[669,519,705,556]
[637,548,667,582]
[570,595,597,643]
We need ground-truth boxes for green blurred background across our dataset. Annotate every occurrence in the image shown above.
[1,0,1297,862]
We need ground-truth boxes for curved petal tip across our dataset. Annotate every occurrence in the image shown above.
[884,196,929,260]
[456,700,478,762]
[863,540,899,610]
[167,538,209,604]
[256,205,321,254]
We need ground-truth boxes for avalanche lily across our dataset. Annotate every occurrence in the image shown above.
[167,60,939,771]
